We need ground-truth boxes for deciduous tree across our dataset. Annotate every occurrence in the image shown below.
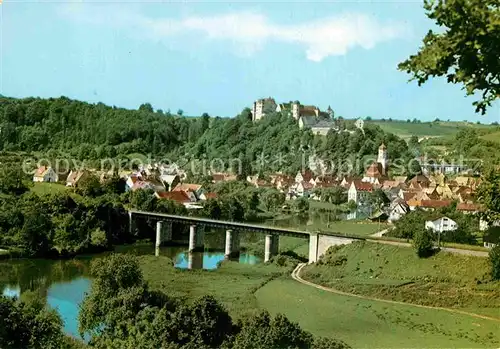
[399,0,500,114]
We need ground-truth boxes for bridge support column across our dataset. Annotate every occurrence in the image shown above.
[189,225,205,252]
[188,252,203,270]
[155,221,162,256]
[128,211,133,234]
[308,232,319,264]
[264,234,279,262]
[225,230,240,259]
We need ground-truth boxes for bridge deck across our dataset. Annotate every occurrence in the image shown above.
[129,210,364,240]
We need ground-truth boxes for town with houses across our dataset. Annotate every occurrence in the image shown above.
[31,140,496,249]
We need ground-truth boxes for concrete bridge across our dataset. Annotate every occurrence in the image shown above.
[128,210,365,263]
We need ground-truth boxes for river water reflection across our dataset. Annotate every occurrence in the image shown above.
[0,235,261,338]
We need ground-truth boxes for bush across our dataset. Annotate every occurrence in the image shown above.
[91,228,108,247]
[413,228,435,258]
[489,245,500,280]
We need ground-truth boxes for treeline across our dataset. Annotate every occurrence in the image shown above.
[0,96,418,176]
[0,167,314,257]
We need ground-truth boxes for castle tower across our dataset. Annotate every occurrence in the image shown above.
[377,143,388,174]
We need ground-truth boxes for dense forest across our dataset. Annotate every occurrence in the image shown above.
[0,96,417,176]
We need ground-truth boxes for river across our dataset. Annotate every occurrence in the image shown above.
[0,233,261,339]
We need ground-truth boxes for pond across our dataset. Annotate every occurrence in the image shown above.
[0,233,262,339]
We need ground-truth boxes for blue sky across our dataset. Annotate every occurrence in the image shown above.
[1,1,499,123]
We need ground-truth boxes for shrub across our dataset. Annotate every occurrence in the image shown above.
[91,228,107,247]
[489,245,500,280]
[413,227,435,258]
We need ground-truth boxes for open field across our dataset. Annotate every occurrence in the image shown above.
[270,218,386,237]
[481,130,500,144]
[31,182,69,195]
[257,277,499,348]
[301,241,500,311]
[139,255,288,316]
[368,120,494,139]
[138,246,500,348]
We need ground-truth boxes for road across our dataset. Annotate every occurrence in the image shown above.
[370,229,388,238]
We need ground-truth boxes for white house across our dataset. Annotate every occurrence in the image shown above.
[388,201,409,223]
[160,174,180,191]
[348,181,373,205]
[425,216,458,233]
[294,181,313,198]
[33,166,58,183]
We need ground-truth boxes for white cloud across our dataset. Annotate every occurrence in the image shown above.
[59,5,408,62]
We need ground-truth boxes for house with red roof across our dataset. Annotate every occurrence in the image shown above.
[295,170,315,184]
[154,190,196,205]
[348,180,374,205]
[33,166,58,183]
[172,183,204,199]
[211,173,237,183]
[420,200,452,211]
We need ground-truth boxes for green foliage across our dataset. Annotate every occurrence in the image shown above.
[90,228,107,247]
[0,294,65,349]
[230,311,313,349]
[0,165,31,195]
[413,227,435,258]
[398,0,500,114]
[477,166,500,222]
[312,337,351,349]
[313,187,347,205]
[0,177,129,256]
[75,174,103,197]
[294,197,310,214]
[389,208,477,245]
[489,245,500,280]
[261,189,285,212]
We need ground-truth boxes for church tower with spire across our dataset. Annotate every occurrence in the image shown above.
[377,143,388,174]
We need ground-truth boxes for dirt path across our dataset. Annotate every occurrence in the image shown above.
[291,263,500,322]
[370,229,388,238]
[366,239,489,257]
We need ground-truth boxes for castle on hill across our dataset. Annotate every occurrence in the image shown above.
[251,97,336,135]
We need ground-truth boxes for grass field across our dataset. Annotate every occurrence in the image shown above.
[256,278,499,348]
[481,130,500,144]
[138,244,500,348]
[31,182,69,195]
[368,120,494,139]
[271,217,386,237]
[139,255,288,316]
[301,241,500,311]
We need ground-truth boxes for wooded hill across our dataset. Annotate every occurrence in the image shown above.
[0,96,416,175]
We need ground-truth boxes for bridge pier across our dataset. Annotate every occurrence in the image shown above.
[224,230,240,259]
[188,252,203,269]
[308,232,319,264]
[188,225,205,252]
[128,211,134,234]
[155,221,173,256]
[264,234,279,262]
